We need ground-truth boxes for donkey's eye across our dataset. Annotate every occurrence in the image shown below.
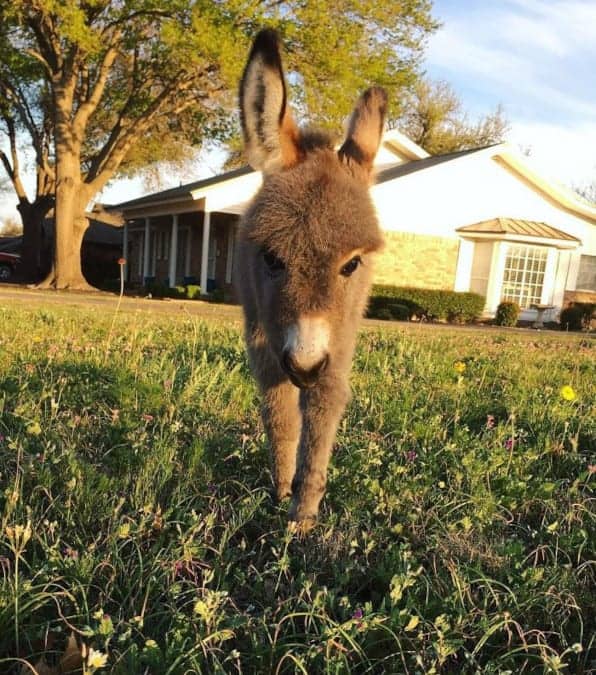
[263,250,285,275]
[340,256,362,277]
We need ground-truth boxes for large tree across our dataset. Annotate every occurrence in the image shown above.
[392,78,509,155]
[0,46,54,280]
[0,0,437,290]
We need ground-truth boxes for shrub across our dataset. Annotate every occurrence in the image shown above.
[145,283,202,300]
[389,303,411,321]
[559,303,594,331]
[494,301,520,327]
[375,308,394,321]
[186,284,201,299]
[367,286,485,323]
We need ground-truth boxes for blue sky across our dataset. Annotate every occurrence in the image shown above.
[1,0,595,222]
[423,0,596,186]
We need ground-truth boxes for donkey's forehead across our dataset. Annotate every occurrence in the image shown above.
[244,150,382,258]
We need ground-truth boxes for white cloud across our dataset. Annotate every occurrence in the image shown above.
[425,0,596,187]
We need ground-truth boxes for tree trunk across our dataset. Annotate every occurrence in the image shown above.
[39,155,94,290]
[17,198,52,283]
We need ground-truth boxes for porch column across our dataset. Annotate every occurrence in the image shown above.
[122,220,129,280]
[453,239,473,292]
[142,217,151,283]
[168,214,179,287]
[485,241,507,314]
[184,227,192,278]
[200,209,211,294]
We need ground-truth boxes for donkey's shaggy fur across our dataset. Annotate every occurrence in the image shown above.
[236,30,387,530]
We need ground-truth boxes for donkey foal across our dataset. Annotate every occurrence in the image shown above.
[236,30,387,531]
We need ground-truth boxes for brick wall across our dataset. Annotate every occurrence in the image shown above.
[563,289,596,305]
[374,231,459,289]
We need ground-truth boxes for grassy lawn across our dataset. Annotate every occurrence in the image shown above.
[0,303,594,674]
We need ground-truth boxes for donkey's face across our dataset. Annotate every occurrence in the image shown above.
[239,31,386,388]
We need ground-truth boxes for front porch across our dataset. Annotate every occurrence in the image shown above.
[124,209,238,296]
[107,165,261,296]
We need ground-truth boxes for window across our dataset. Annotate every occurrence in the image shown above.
[501,244,548,308]
[576,255,596,291]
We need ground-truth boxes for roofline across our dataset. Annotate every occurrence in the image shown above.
[109,166,254,211]
[457,231,580,249]
[381,129,430,160]
[493,146,596,225]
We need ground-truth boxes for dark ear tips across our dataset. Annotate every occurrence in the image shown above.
[338,85,388,175]
[247,29,282,70]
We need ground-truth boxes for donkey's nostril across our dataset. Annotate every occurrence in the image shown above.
[281,350,329,387]
[282,349,297,375]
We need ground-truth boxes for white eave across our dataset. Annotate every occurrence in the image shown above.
[381,128,430,161]
[493,146,596,225]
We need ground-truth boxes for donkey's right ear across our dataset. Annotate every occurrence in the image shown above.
[239,29,300,173]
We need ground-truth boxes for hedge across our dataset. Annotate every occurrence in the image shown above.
[367,285,486,323]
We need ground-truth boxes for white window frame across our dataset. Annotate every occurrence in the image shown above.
[501,243,549,309]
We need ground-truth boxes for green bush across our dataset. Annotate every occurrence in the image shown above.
[375,308,394,321]
[145,283,202,300]
[389,303,411,321]
[367,285,485,323]
[559,303,594,331]
[186,284,201,299]
[494,301,520,327]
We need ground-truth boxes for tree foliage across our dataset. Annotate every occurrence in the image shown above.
[392,78,509,154]
[0,0,438,288]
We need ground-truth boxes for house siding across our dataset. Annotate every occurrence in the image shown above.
[374,231,459,289]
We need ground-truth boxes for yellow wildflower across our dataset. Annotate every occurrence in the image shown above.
[560,385,577,401]
[87,648,108,669]
[454,361,466,374]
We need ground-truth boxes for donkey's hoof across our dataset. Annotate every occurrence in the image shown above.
[275,483,293,503]
[287,516,317,537]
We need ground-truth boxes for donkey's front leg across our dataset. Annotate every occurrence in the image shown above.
[289,379,350,528]
[261,380,301,501]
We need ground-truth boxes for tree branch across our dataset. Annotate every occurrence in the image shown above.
[0,118,29,203]
[73,40,120,139]
[85,73,201,193]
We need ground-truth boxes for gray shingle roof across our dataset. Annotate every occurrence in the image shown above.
[110,166,254,210]
[374,145,496,184]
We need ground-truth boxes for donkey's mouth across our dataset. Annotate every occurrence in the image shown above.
[281,352,329,389]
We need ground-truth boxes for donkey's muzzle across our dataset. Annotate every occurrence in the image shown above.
[281,350,329,388]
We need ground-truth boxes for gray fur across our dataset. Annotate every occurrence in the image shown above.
[237,30,387,531]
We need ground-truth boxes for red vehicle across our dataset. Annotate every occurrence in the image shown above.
[0,252,21,281]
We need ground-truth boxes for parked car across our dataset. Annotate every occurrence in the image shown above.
[0,252,21,281]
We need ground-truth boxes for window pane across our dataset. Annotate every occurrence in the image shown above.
[502,244,548,309]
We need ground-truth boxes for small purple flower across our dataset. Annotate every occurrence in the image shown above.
[486,415,495,430]
[504,437,514,451]
[353,607,363,620]
[0,434,4,443]
[406,450,418,462]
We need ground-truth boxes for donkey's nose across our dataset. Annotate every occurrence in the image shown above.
[282,350,329,388]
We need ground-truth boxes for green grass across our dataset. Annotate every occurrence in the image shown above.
[0,304,594,674]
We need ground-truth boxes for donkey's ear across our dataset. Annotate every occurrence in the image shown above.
[338,87,388,178]
[239,29,300,173]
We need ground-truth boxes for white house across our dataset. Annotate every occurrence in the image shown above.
[110,130,596,319]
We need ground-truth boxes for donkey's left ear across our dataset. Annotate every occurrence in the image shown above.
[338,87,388,179]
[239,29,300,173]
